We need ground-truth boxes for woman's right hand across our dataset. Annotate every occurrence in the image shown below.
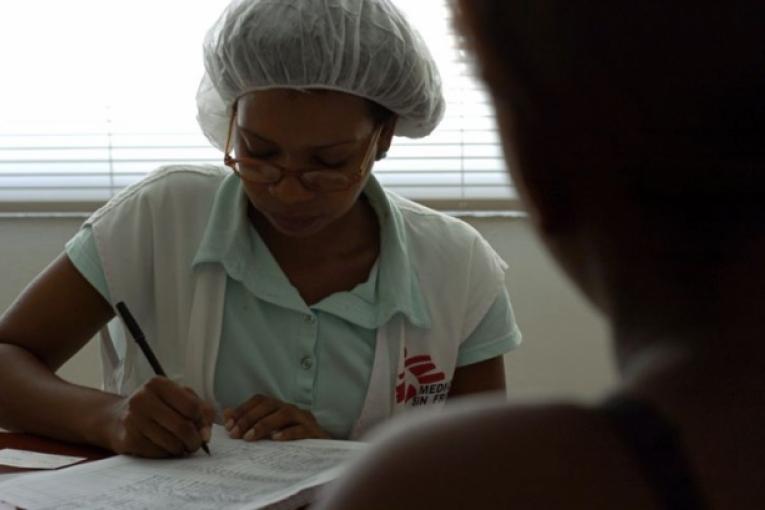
[104,376,214,458]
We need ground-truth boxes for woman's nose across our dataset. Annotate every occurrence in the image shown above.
[269,172,315,205]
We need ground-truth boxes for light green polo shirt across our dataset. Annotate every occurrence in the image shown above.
[66,174,520,439]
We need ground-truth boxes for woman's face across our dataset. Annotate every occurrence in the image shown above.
[233,89,394,238]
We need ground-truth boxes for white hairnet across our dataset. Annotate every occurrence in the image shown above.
[197,0,445,152]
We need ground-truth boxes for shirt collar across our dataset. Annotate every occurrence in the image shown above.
[192,172,431,329]
[361,176,431,329]
[192,172,251,273]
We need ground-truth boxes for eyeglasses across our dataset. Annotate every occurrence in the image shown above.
[223,106,383,193]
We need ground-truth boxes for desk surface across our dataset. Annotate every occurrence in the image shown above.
[0,432,112,475]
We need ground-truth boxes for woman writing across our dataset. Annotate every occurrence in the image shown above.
[0,0,521,458]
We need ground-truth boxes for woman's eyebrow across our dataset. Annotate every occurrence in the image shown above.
[238,125,360,149]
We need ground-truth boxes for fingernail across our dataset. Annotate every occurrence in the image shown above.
[225,419,234,430]
[244,429,255,441]
[202,426,211,442]
[271,431,283,440]
[230,426,240,438]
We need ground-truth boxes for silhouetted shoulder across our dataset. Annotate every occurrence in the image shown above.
[319,399,660,510]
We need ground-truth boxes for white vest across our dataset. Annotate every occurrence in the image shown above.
[88,165,507,439]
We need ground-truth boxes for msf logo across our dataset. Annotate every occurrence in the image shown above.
[396,351,450,406]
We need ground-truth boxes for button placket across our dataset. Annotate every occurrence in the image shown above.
[295,311,318,407]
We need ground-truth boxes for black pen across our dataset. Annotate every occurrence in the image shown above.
[115,301,211,456]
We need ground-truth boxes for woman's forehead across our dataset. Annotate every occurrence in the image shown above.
[239,89,370,120]
[236,89,374,143]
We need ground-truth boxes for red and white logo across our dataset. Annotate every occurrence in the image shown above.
[396,350,450,406]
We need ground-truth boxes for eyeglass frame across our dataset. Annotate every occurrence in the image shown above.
[223,103,384,192]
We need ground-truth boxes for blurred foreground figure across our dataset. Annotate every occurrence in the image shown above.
[320,2,765,508]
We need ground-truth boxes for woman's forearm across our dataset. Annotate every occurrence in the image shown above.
[0,343,121,450]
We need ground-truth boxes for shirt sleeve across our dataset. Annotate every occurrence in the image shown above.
[65,225,112,302]
[456,286,522,367]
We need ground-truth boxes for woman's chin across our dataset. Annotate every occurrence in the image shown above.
[267,213,328,238]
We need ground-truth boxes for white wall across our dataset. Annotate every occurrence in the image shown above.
[0,215,616,401]
[464,217,616,401]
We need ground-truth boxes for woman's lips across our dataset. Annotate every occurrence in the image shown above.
[267,212,322,233]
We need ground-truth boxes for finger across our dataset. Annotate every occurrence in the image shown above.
[139,386,203,452]
[148,378,206,423]
[124,428,171,458]
[223,408,236,430]
[200,425,212,444]
[184,387,215,433]
[200,400,215,427]
[232,398,280,438]
[143,423,187,457]
[129,412,187,457]
[225,397,264,432]
[200,403,214,444]
[152,410,202,453]
[183,386,214,421]
[230,394,269,422]
[243,406,302,442]
[270,425,313,441]
[112,416,172,458]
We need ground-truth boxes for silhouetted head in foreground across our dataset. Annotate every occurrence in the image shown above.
[456,1,765,363]
[318,4,765,509]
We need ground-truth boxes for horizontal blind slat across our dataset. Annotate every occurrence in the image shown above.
[0,0,514,207]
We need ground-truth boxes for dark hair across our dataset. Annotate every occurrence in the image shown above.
[461,1,765,250]
[366,99,396,125]
[366,100,395,160]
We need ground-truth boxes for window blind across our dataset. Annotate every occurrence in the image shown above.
[0,0,515,210]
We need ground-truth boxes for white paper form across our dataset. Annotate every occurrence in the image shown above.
[0,425,366,510]
[0,449,86,470]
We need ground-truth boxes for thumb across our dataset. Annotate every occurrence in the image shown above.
[183,386,215,426]
[200,400,215,426]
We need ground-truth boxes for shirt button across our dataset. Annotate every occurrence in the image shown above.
[304,314,316,323]
[300,356,314,370]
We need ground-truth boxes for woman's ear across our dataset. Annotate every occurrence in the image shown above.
[376,115,398,160]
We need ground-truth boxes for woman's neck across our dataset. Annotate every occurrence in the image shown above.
[610,232,765,378]
[613,283,765,389]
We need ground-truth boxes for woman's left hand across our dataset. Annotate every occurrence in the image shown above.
[223,394,331,441]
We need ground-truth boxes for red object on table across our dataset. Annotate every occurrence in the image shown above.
[0,431,113,475]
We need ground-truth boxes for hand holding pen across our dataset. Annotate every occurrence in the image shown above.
[106,302,213,458]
